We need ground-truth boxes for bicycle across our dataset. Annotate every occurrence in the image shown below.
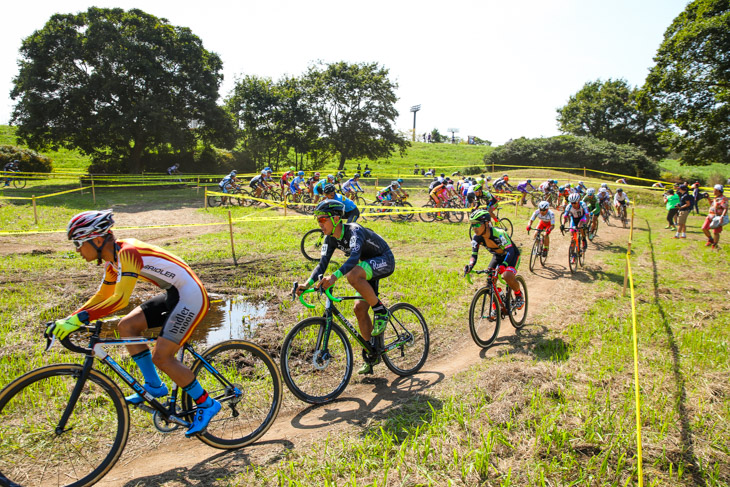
[617,203,629,228]
[300,228,325,261]
[280,283,430,404]
[286,190,315,214]
[588,212,600,240]
[466,268,528,348]
[527,227,548,271]
[600,200,613,225]
[3,169,27,189]
[468,210,513,239]
[562,224,586,273]
[388,195,415,223]
[207,186,245,207]
[0,320,282,487]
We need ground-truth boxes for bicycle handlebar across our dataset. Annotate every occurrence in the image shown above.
[44,321,100,355]
[291,281,342,309]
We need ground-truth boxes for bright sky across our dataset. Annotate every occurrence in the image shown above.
[1,0,690,146]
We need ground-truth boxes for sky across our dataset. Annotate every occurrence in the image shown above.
[0,0,690,146]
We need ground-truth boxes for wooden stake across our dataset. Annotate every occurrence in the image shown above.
[228,210,237,266]
[622,208,635,297]
[91,174,96,204]
[196,177,200,195]
[583,166,586,178]
[32,195,38,224]
[204,187,208,210]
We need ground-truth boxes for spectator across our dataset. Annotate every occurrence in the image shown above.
[663,189,679,230]
[691,182,702,215]
[702,184,729,249]
[674,185,694,239]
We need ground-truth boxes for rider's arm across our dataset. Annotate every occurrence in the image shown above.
[72,266,116,315]
[307,236,337,287]
[75,247,142,321]
[466,235,484,271]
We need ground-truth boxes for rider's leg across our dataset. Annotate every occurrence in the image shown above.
[346,266,380,341]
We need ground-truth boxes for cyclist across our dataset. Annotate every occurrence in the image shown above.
[575,181,587,195]
[376,181,396,207]
[582,188,601,239]
[557,185,571,208]
[464,208,524,312]
[323,183,360,222]
[48,210,219,437]
[249,169,269,198]
[429,178,451,217]
[437,173,446,184]
[392,178,409,201]
[515,179,535,205]
[526,201,555,257]
[615,178,627,184]
[3,159,20,187]
[306,172,321,197]
[561,193,589,250]
[313,174,336,204]
[166,163,181,177]
[218,170,240,204]
[289,170,306,196]
[600,183,613,198]
[342,173,364,198]
[492,174,512,193]
[280,167,295,197]
[597,187,611,217]
[296,199,395,375]
[613,188,630,216]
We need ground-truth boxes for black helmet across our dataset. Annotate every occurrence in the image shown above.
[314,199,345,218]
[323,183,336,194]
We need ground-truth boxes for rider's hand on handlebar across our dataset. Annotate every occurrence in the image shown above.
[48,313,88,340]
[560,224,565,232]
[318,274,337,291]
[526,226,531,233]
[463,264,472,276]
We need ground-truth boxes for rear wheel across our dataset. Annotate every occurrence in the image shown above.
[419,202,437,223]
[207,195,222,207]
[505,275,528,329]
[12,178,26,189]
[301,228,325,261]
[381,303,430,375]
[496,218,513,238]
[468,286,501,348]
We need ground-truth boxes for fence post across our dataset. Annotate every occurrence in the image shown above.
[583,166,586,178]
[622,208,635,297]
[32,195,38,224]
[228,210,237,266]
[491,162,494,174]
[91,174,96,204]
[197,177,200,195]
[204,187,208,210]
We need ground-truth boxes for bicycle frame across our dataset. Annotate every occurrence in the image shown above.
[467,270,509,314]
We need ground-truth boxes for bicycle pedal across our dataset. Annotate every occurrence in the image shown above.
[134,404,156,414]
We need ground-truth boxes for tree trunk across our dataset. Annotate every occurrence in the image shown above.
[337,153,347,171]
[128,140,145,174]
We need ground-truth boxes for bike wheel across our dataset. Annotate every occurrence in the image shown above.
[12,178,26,189]
[301,195,315,215]
[497,218,513,238]
[505,275,528,329]
[280,318,353,404]
[397,201,414,222]
[185,340,282,449]
[446,204,464,223]
[579,240,587,267]
[419,203,437,223]
[538,237,547,266]
[529,237,541,272]
[301,228,325,261]
[568,241,577,274]
[0,364,129,487]
[381,303,430,376]
[468,287,501,348]
[207,195,222,207]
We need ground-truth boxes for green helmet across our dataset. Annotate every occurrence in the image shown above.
[314,199,345,218]
[469,208,491,223]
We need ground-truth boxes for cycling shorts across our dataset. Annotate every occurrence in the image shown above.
[357,250,395,296]
[140,286,209,345]
[344,208,360,223]
[568,214,587,229]
[536,220,552,233]
[487,246,520,275]
[377,193,392,202]
[314,185,325,196]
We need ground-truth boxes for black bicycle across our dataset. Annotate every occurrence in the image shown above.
[0,321,282,487]
[300,228,325,261]
[280,283,430,404]
[527,227,548,272]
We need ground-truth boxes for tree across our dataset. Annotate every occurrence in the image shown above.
[10,7,234,173]
[643,0,730,165]
[557,79,666,159]
[303,61,409,170]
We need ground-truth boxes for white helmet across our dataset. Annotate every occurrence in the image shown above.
[586,188,595,196]
[599,187,607,193]
[568,193,581,203]
[538,201,550,210]
[601,183,608,188]
[67,209,114,242]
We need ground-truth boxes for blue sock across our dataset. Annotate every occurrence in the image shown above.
[131,350,162,389]
[183,379,213,407]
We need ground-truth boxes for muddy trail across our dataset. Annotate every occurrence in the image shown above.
[81,209,630,487]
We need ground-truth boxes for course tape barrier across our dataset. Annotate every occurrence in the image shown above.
[0,186,90,201]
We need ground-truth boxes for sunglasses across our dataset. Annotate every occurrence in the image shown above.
[72,239,86,249]
[316,216,330,224]
[470,222,483,228]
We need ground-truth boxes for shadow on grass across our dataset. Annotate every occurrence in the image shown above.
[646,220,706,486]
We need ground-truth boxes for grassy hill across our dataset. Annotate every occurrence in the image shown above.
[0,125,92,172]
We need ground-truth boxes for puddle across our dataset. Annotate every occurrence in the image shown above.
[188,294,271,347]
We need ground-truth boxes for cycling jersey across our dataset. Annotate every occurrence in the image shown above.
[614,193,630,204]
[280,172,293,185]
[529,209,555,225]
[290,176,305,193]
[564,201,589,219]
[597,192,611,203]
[250,175,265,188]
[306,177,319,188]
[309,223,394,294]
[75,238,209,345]
[582,195,600,215]
[342,178,362,193]
[219,175,237,192]
[516,181,534,192]
[377,186,392,201]
[313,179,329,195]
[166,165,179,174]
[469,227,520,274]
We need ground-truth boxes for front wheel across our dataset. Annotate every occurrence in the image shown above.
[529,236,542,272]
[207,195,222,207]
[468,286,501,348]
[300,228,325,261]
[568,240,578,274]
[505,275,528,329]
[12,178,26,189]
[185,340,282,449]
[0,364,129,487]
[381,303,430,376]
[280,318,353,404]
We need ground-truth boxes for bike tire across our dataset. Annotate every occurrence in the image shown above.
[529,237,541,272]
[185,340,282,449]
[419,203,437,223]
[207,195,222,207]
[506,275,528,329]
[398,201,415,222]
[301,228,325,261]
[301,195,315,215]
[468,286,501,348]
[579,240,587,267]
[538,236,548,266]
[381,303,430,376]
[0,364,129,487]
[446,203,465,223]
[12,178,26,189]
[280,318,353,404]
[568,241,577,274]
[497,218,513,238]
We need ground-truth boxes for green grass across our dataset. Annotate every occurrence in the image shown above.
[0,125,93,172]
[658,158,729,185]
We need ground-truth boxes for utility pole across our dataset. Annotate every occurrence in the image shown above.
[410,105,421,142]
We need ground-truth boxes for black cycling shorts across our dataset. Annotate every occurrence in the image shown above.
[140,287,180,329]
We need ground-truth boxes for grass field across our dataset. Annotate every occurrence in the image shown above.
[0,172,728,485]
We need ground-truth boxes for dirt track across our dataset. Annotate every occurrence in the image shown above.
[70,207,630,486]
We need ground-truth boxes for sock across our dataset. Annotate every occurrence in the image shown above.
[183,379,213,407]
[131,350,162,389]
[372,301,387,315]
[514,290,523,297]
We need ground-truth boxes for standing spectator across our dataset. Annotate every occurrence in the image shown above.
[427,133,432,143]
[413,163,419,175]
[674,185,694,239]
[702,184,729,249]
[663,189,679,230]
[691,182,702,215]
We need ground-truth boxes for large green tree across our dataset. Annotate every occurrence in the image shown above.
[643,0,730,165]
[10,7,234,173]
[557,79,666,159]
[303,61,409,170]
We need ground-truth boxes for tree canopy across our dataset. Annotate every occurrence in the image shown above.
[556,79,666,159]
[10,7,235,173]
[303,61,409,170]
[643,0,730,165]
